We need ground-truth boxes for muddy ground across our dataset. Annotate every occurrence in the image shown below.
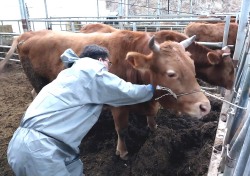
[0,62,222,176]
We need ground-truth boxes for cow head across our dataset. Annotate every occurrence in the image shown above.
[153,30,236,89]
[126,36,211,118]
[201,46,236,89]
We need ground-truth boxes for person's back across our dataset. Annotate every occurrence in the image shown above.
[21,57,107,150]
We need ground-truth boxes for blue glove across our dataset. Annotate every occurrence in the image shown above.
[149,84,155,93]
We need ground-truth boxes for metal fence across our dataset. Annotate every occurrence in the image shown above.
[207,0,250,175]
[0,13,233,61]
[0,15,227,33]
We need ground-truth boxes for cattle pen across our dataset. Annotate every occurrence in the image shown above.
[0,0,250,176]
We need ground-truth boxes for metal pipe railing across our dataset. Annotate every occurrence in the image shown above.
[232,0,250,61]
[0,57,20,62]
[227,43,250,142]
[233,105,250,176]
[223,100,250,175]
[196,41,234,48]
[222,40,250,176]
[26,17,223,23]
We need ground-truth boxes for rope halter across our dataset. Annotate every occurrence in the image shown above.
[154,85,202,101]
[155,85,247,110]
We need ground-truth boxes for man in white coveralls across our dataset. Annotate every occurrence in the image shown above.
[7,45,154,176]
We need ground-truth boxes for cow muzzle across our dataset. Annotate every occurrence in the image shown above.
[155,85,211,118]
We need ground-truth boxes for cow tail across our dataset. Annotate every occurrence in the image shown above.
[0,36,19,72]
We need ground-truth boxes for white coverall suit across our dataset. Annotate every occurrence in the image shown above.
[7,49,154,176]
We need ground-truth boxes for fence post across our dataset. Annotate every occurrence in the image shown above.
[18,0,30,32]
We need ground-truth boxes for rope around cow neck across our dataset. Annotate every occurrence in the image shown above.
[154,85,247,110]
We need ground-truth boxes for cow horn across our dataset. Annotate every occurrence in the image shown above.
[149,36,160,52]
[180,35,196,48]
[222,45,231,53]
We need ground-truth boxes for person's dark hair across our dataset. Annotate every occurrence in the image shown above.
[79,44,110,60]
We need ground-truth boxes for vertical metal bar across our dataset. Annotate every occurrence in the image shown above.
[60,21,62,31]
[190,0,193,13]
[132,22,136,31]
[70,22,75,32]
[125,0,128,17]
[43,0,51,30]
[177,0,181,15]
[233,0,250,61]
[18,0,30,32]
[96,0,99,18]
[222,15,231,47]
[234,34,249,90]
[124,0,128,25]
[118,0,123,29]
[44,0,48,23]
[168,0,170,14]
[157,0,160,16]
[156,0,160,31]
[118,0,123,17]
[18,21,21,33]
[32,21,35,31]
[147,0,149,15]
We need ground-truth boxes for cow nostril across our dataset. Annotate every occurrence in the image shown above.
[200,104,208,113]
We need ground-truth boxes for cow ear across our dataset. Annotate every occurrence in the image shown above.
[126,52,149,70]
[207,52,221,65]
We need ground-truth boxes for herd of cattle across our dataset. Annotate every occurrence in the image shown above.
[0,21,238,159]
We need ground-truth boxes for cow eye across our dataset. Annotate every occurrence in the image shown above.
[167,70,177,78]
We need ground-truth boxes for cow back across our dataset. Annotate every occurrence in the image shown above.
[184,22,238,45]
[16,30,152,93]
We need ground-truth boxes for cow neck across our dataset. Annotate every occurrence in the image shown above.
[117,61,152,85]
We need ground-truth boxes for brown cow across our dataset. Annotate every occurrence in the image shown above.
[153,30,235,89]
[80,23,118,33]
[80,23,235,89]
[0,29,211,159]
[184,22,238,45]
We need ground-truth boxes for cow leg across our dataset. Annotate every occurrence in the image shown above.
[147,116,158,131]
[146,103,161,131]
[111,107,129,160]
